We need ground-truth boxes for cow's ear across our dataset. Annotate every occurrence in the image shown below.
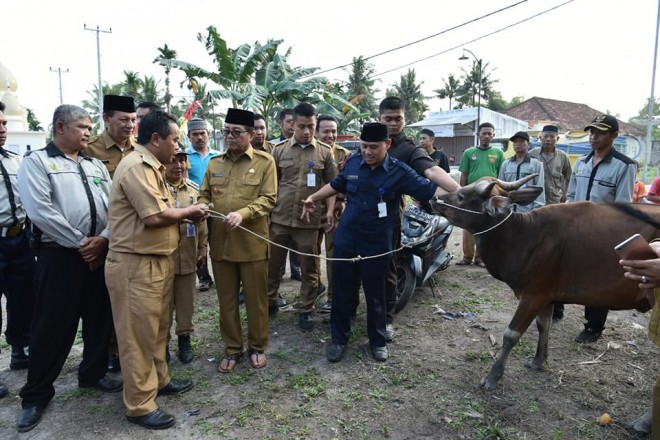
[484,196,511,216]
[509,186,543,206]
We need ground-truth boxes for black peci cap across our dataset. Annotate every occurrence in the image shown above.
[103,95,136,113]
[225,108,254,128]
[360,123,389,142]
[509,131,530,142]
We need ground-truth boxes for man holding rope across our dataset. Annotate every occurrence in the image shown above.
[301,123,447,362]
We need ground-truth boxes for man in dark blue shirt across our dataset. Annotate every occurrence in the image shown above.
[301,123,443,363]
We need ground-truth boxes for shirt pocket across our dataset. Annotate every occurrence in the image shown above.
[597,180,616,188]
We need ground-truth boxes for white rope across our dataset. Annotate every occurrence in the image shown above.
[205,209,409,263]
[433,199,513,236]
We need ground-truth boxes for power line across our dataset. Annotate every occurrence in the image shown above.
[311,0,529,77]
[373,0,574,78]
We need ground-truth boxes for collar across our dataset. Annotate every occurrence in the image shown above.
[293,137,318,149]
[225,145,255,161]
[508,154,531,164]
[166,177,185,189]
[583,146,615,164]
[135,144,164,171]
[46,141,89,159]
[0,147,8,158]
[185,146,218,156]
[100,130,134,150]
[359,154,391,172]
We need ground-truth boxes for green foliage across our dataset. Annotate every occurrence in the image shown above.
[26,108,44,131]
[434,74,461,110]
[386,69,428,124]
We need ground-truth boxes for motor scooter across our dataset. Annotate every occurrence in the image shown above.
[394,204,453,313]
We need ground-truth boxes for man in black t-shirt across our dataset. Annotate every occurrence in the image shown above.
[377,97,459,340]
[419,129,450,173]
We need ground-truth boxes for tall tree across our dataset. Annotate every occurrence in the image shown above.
[386,69,428,124]
[434,74,461,110]
[154,44,178,112]
[345,56,379,120]
[456,60,497,109]
[82,83,123,134]
[120,70,143,99]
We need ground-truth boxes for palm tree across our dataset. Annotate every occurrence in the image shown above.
[457,60,498,108]
[120,70,143,100]
[82,83,123,134]
[154,44,178,112]
[434,74,461,110]
[345,56,379,120]
[386,69,428,124]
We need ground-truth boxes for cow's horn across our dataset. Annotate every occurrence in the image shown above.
[495,173,539,191]
[475,180,499,197]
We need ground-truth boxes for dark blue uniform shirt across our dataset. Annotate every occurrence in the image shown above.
[330,154,437,256]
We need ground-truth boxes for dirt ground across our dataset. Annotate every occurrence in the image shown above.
[0,227,658,439]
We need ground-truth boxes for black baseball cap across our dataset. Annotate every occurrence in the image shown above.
[585,114,619,132]
[509,131,530,142]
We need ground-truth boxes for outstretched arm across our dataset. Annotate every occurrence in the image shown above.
[300,184,339,223]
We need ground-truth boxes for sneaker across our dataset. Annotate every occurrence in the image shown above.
[370,345,388,362]
[291,266,302,281]
[276,295,288,308]
[107,354,121,373]
[385,324,395,342]
[10,345,29,370]
[298,312,315,331]
[574,327,602,344]
[319,301,332,314]
[326,343,346,362]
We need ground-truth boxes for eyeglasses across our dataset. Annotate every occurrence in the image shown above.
[222,128,248,138]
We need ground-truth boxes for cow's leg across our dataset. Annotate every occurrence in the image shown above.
[525,302,553,371]
[481,296,542,391]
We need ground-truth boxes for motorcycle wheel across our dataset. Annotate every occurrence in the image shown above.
[394,260,416,314]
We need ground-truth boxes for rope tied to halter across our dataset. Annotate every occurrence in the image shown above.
[433,199,513,236]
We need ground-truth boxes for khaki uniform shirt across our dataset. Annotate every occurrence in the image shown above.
[87,130,136,178]
[253,140,274,155]
[198,146,277,262]
[270,138,338,229]
[108,144,178,255]
[320,143,351,225]
[529,147,572,204]
[0,148,26,226]
[166,178,208,274]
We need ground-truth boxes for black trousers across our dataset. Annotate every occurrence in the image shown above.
[0,230,35,347]
[20,245,112,408]
[384,222,402,323]
[553,304,608,332]
[331,247,389,348]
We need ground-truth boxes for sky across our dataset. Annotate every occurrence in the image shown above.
[3,0,660,129]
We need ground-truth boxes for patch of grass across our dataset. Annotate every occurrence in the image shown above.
[528,400,539,413]
[474,418,516,440]
[196,306,219,325]
[449,290,505,312]
[368,388,389,401]
[511,340,535,358]
[293,404,317,419]
[224,368,253,385]
[58,388,95,403]
[466,351,491,362]
[89,403,111,416]
[551,432,565,440]
[287,368,326,400]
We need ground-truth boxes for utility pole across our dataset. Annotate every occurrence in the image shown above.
[49,67,69,105]
[644,1,660,182]
[459,48,482,144]
[84,24,112,130]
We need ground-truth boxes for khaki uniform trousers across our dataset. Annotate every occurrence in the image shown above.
[169,272,196,337]
[212,259,269,355]
[267,223,320,313]
[461,230,481,262]
[106,251,173,417]
[316,228,336,302]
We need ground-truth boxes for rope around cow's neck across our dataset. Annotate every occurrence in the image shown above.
[433,199,513,236]
[205,208,407,262]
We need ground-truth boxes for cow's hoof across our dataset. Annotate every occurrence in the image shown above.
[630,408,652,434]
[524,360,545,371]
[480,376,497,392]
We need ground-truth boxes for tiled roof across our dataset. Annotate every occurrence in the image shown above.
[505,96,644,135]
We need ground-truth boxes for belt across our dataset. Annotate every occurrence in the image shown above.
[0,223,24,238]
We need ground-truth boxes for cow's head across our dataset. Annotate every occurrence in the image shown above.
[430,174,542,232]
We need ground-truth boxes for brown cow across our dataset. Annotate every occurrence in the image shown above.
[430,175,659,391]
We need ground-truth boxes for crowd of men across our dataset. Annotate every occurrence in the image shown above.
[0,92,655,434]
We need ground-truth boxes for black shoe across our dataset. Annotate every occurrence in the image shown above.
[276,296,288,308]
[127,409,175,430]
[574,327,602,344]
[0,381,7,398]
[268,303,279,316]
[370,345,389,362]
[319,301,332,314]
[291,266,302,281]
[326,343,345,362]
[385,324,395,342]
[79,376,123,393]
[178,335,193,364]
[298,313,315,332]
[158,379,193,396]
[10,345,29,370]
[17,405,45,433]
[108,354,121,373]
